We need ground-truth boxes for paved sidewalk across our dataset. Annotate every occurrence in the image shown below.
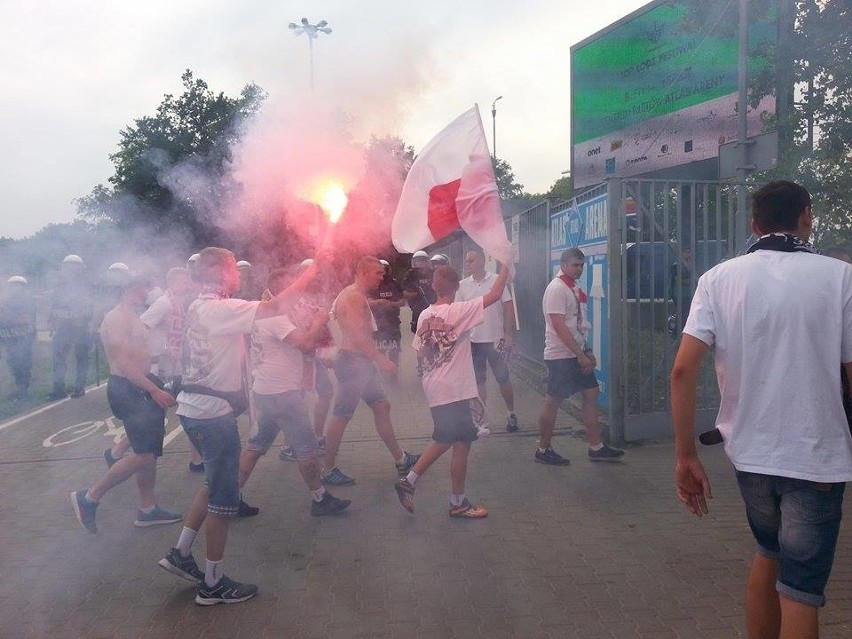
[0,339,849,638]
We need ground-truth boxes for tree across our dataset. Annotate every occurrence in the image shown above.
[529,174,574,202]
[78,70,265,245]
[492,157,526,200]
[751,0,852,247]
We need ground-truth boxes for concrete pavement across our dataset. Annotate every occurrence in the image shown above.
[0,339,849,638]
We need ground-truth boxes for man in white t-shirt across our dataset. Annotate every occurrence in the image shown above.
[672,180,852,638]
[237,267,350,517]
[537,248,624,466]
[458,247,518,435]
[157,247,320,606]
[393,262,508,518]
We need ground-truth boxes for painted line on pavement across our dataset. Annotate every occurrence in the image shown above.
[0,384,107,433]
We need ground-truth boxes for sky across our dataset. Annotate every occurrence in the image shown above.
[0,0,650,239]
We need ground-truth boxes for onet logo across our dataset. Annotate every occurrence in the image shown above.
[587,146,602,157]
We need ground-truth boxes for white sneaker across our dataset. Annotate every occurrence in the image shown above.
[476,425,491,438]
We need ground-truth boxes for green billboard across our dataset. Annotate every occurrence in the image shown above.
[571,0,777,188]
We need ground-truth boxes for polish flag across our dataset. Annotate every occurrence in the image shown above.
[391,105,514,266]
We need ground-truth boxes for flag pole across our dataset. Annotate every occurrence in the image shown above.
[509,281,520,331]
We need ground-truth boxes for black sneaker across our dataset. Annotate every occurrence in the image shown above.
[278,445,296,461]
[588,443,625,462]
[316,436,326,451]
[237,498,259,518]
[158,547,204,583]
[395,452,420,476]
[393,478,415,513]
[195,575,258,606]
[534,447,570,466]
[189,461,205,473]
[310,492,351,516]
[321,467,356,486]
[104,448,118,468]
[70,490,98,533]
[506,413,519,433]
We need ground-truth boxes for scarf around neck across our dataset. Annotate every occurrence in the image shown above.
[745,233,819,255]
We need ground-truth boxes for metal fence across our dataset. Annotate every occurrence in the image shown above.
[607,178,748,441]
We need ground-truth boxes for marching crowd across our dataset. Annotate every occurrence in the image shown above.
[4,180,851,639]
[1,236,621,606]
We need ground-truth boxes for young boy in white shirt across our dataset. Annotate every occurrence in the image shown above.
[394,261,509,518]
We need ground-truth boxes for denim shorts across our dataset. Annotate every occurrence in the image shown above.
[471,342,510,385]
[180,414,241,518]
[332,350,387,417]
[247,391,318,460]
[545,358,598,399]
[107,375,166,457]
[736,470,846,607]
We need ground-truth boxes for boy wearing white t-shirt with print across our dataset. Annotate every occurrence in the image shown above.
[394,262,509,518]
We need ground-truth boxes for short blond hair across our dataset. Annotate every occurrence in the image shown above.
[165,267,189,287]
[197,247,235,285]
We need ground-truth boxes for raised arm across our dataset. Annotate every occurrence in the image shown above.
[482,264,510,308]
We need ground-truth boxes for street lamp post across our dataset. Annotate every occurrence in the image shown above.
[288,18,332,91]
[491,96,503,159]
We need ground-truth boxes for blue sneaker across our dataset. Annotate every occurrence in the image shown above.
[103,448,118,468]
[321,467,356,486]
[134,505,182,527]
[71,490,98,534]
[158,547,204,583]
[195,575,258,606]
[588,443,625,462]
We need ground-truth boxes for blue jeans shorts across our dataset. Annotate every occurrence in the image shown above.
[332,350,387,417]
[180,414,241,518]
[545,358,598,399]
[247,391,318,460]
[736,470,846,607]
[471,342,510,385]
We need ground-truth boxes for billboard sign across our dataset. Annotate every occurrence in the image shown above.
[571,0,777,188]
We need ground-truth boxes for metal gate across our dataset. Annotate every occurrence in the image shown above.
[606,178,749,441]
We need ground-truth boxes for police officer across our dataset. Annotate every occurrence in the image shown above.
[368,260,406,371]
[0,276,36,402]
[401,250,437,333]
[50,254,94,399]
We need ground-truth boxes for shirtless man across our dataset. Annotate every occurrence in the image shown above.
[71,273,180,534]
[320,256,420,486]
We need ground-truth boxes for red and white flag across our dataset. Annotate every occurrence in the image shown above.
[391,106,514,266]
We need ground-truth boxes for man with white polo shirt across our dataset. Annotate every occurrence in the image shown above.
[457,247,518,434]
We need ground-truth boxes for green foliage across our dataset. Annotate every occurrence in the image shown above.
[77,70,265,242]
[528,175,574,202]
[492,157,526,200]
[752,0,852,248]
